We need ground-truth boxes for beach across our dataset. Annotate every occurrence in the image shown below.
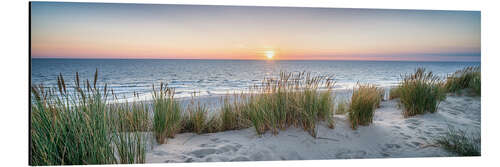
[145,93,480,163]
[30,65,481,165]
[28,3,483,166]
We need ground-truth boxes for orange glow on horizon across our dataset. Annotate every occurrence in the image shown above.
[265,50,274,60]
[30,3,480,62]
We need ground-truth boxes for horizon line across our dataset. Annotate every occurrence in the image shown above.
[30,57,481,63]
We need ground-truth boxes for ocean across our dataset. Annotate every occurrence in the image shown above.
[31,59,479,102]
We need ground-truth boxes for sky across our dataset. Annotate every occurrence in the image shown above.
[30,2,481,61]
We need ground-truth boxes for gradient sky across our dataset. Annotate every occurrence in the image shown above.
[30,2,481,61]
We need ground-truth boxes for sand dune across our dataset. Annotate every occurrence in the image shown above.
[145,94,480,163]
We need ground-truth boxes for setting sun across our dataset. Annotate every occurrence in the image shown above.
[265,51,274,59]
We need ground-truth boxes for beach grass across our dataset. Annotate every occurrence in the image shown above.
[335,100,349,115]
[109,95,150,132]
[32,68,478,165]
[30,71,147,165]
[397,68,446,117]
[240,72,335,137]
[220,96,251,131]
[205,114,224,133]
[182,100,208,134]
[389,87,401,100]
[109,95,148,163]
[436,128,481,156]
[152,83,182,144]
[445,66,481,95]
[113,132,147,164]
[348,84,383,129]
[31,71,338,165]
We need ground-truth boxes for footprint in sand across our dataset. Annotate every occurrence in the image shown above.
[231,156,250,161]
[407,125,417,130]
[189,139,243,160]
[189,148,221,158]
[392,125,402,129]
[384,143,401,149]
[380,143,401,156]
[249,149,273,161]
[405,119,422,126]
[411,141,422,147]
[219,144,241,152]
[399,132,412,139]
[153,151,169,156]
[335,150,367,159]
[199,143,217,147]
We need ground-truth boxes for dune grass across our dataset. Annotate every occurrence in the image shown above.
[238,72,336,137]
[149,72,335,138]
[34,68,475,164]
[389,87,401,100]
[205,114,224,133]
[348,84,384,129]
[30,71,147,165]
[109,95,150,132]
[182,100,208,134]
[220,96,251,131]
[335,100,349,115]
[152,83,182,144]
[445,66,481,96]
[397,68,446,117]
[436,128,481,156]
[109,95,148,164]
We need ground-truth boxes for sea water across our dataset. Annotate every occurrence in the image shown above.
[31,59,479,102]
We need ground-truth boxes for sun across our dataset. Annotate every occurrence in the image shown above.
[265,51,274,59]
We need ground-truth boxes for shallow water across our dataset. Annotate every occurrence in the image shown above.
[31,59,479,102]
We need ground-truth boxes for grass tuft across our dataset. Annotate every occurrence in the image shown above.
[397,68,446,117]
[348,84,383,129]
[182,100,208,134]
[389,87,401,100]
[240,72,335,137]
[220,96,250,131]
[152,83,182,144]
[31,70,338,164]
[445,66,481,96]
[335,99,349,115]
[30,70,147,165]
[436,128,481,156]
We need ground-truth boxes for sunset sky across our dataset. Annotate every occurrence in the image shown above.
[31,2,480,61]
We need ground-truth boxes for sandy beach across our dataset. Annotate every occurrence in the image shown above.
[145,93,480,163]
[27,3,484,166]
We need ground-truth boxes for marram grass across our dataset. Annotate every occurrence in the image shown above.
[241,72,336,137]
[152,83,182,144]
[335,99,349,115]
[31,70,340,165]
[389,87,401,100]
[348,84,384,129]
[182,100,208,134]
[445,66,481,96]
[436,128,480,156]
[33,69,469,165]
[30,70,147,166]
[397,68,446,117]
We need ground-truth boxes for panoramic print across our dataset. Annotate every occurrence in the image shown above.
[30,2,480,165]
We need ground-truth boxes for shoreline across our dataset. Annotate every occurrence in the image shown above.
[113,86,396,113]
